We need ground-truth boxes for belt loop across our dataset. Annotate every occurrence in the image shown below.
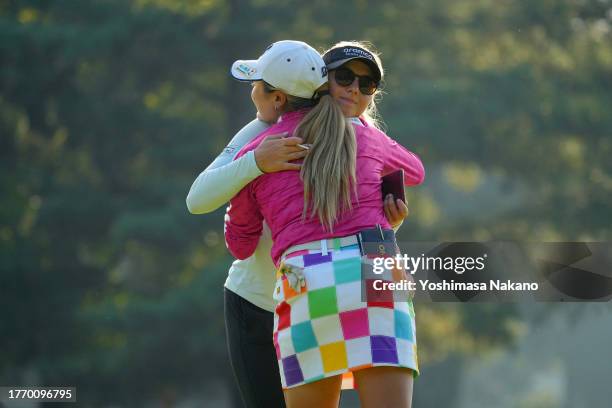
[321,239,328,256]
[377,224,385,240]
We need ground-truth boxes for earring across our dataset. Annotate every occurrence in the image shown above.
[274,105,279,112]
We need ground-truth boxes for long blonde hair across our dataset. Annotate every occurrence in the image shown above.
[291,41,388,230]
[266,39,388,231]
[287,94,357,231]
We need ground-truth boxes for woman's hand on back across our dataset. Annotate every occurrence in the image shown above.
[254,133,309,173]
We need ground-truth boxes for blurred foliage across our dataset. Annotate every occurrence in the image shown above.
[1,0,611,406]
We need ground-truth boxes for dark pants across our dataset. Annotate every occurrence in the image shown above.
[224,288,286,408]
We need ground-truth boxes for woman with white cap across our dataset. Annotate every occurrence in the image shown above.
[187,41,324,408]
[225,40,424,407]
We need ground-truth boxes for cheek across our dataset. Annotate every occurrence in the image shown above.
[254,94,277,122]
[260,96,274,114]
[252,89,270,115]
[358,95,373,112]
[328,77,342,98]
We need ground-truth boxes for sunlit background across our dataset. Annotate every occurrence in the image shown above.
[1,0,611,407]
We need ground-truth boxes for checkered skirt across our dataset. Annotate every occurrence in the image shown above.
[272,238,419,389]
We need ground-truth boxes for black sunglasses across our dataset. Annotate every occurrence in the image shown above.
[332,67,379,95]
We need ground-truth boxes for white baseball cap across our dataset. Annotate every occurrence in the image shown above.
[231,40,328,99]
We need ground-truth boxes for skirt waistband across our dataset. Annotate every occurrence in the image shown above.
[281,235,359,261]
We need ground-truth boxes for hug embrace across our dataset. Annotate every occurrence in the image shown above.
[187,40,425,408]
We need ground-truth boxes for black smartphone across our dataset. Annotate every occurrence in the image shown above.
[381,169,406,203]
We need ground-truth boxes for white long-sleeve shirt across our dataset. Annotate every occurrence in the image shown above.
[187,118,278,311]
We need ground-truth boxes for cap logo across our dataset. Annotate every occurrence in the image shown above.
[342,47,375,61]
[236,63,257,78]
[321,66,328,78]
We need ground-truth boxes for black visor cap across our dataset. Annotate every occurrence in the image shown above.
[323,46,382,82]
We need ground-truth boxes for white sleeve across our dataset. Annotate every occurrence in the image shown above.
[186,119,270,214]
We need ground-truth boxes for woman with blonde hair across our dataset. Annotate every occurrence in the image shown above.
[225,40,424,408]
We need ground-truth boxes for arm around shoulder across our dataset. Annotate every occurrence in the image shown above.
[186,150,262,214]
[185,119,269,214]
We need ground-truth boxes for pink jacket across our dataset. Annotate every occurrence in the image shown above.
[224,110,425,265]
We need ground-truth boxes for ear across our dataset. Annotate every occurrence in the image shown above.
[274,91,287,110]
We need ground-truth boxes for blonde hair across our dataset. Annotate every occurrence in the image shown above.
[264,67,363,230]
[285,94,357,231]
[323,40,386,131]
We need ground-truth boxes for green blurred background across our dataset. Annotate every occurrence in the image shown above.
[1,0,611,407]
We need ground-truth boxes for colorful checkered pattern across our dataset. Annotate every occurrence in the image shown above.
[272,238,419,389]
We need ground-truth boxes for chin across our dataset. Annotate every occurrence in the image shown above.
[341,108,354,117]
